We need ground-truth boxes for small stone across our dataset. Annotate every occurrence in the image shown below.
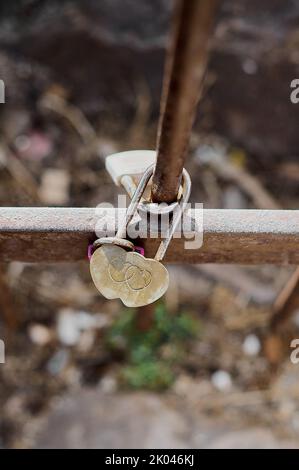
[28,324,52,346]
[47,349,70,376]
[242,334,261,356]
[39,169,70,205]
[211,370,232,392]
[98,375,118,394]
[57,309,109,346]
[57,309,81,346]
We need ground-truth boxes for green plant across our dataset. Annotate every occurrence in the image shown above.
[106,303,201,391]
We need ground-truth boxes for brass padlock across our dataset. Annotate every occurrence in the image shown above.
[90,164,191,307]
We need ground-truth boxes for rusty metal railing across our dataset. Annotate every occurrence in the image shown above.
[151,0,218,203]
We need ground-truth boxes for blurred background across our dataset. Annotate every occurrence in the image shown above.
[0,0,299,449]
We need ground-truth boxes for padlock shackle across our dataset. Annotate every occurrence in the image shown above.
[154,168,191,261]
[116,164,191,262]
[116,164,155,240]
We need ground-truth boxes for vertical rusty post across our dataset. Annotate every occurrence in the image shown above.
[151,0,218,203]
[264,268,299,366]
[137,0,218,328]
[270,267,299,332]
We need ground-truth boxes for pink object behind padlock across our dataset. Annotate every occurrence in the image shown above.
[88,243,144,261]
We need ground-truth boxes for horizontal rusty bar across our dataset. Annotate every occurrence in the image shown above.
[0,208,298,264]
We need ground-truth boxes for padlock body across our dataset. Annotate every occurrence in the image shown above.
[105,150,156,186]
[90,245,169,307]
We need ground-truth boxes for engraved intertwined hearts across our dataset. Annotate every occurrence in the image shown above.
[108,258,152,291]
[90,245,169,307]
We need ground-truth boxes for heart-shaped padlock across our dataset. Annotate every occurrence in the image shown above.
[90,164,191,307]
[90,244,169,307]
